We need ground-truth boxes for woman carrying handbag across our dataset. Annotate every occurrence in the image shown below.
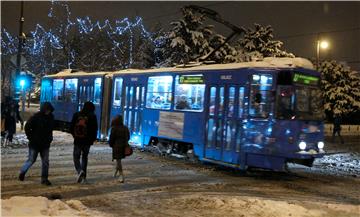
[109,115,130,183]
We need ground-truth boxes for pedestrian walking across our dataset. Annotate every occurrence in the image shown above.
[70,101,98,183]
[19,102,54,185]
[2,96,23,143]
[109,115,130,183]
[332,115,344,144]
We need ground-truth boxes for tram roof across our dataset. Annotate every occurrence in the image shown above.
[45,69,112,78]
[113,57,314,75]
[45,57,315,78]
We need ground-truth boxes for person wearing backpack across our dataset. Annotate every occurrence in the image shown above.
[109,115,130,183]
[19,102,54,186]
[70,101,98,183]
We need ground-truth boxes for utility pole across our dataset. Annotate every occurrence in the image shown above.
[14,1,25,99]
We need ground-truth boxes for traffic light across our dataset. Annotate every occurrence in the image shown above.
[15,74,32,90]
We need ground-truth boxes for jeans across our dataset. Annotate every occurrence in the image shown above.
[20,147,49,181]
[73,145,90,178]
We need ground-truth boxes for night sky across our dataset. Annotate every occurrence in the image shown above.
[1,1,360,70]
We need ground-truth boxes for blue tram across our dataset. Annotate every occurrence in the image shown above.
[41,58,325,171]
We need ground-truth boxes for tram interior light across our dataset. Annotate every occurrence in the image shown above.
[253,75,260,81]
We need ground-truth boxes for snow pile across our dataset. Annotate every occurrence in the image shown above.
[263,57,314,69]
[164,195,359,217]
[1,196,108,217]
[314,153,360,177]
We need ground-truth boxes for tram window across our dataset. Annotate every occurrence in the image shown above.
[219,87,224,115]
[225,120,235,150]
[135,86,140,108]
[146,76,173,110]
[251,74,273,89]
[129,86,134,108]
[64,79,78,103]
[41,80,52,102]
[207,119,215,147]
[209,87,216,115]
[174,75,205,111]
[113,77,123,106]
[216,119,223,148]
[93,78,102,105]
[249,89,272,118]
[124,86,129,108]
[228,87,235,117]
[276,86,295,119]
[249,74,273,118]
[238,87,245,118]
[52,79,64,101]
[295,88,310,112]
[141,87,145,107]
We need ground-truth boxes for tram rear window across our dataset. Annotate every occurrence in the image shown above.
[40,79,52,102]
[52,79,64,101]
[64,79,78,102]
[93,78,102,105]
[146,76,173,110]
[113,77,123,106]
[174,75,205,112]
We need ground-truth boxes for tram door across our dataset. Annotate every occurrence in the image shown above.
[78,77,102,135]
[205,85,245,164]
[123,85,146,138]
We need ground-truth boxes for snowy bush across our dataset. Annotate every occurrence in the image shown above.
[318,60,360,118]
[235,23,294,61]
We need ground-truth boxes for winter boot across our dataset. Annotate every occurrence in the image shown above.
[18,172,25,181]
[119,173,124,183]
[77,170,85,183]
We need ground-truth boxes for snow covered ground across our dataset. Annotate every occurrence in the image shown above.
[1,196,110,217]
[1,126,359,217]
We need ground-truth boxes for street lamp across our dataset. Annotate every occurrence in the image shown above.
[316,39,329,68]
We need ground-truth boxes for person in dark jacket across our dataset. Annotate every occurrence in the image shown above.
[70,101,98,183]
[109,115,130,183]
[332,115,344,144]
[2,96,23,143]
[19,102,54,185]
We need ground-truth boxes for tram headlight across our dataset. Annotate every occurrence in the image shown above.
[317,141,325,149]
[298,141,307,150]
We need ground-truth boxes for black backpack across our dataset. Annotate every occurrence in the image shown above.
[74,115,88,138]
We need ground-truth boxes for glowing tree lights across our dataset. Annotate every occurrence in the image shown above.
[1,0,156,77]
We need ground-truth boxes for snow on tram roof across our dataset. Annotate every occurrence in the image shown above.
[46,57,314,78]
[45,69,111,78]
[115,57,314,75]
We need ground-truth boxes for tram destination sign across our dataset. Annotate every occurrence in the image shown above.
[179,75,204,84]
[293,73,319,86]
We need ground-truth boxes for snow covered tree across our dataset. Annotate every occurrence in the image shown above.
[160,7,213,66]
[318,60,360,118]
[236,23,294,61]
[207,34,238,64]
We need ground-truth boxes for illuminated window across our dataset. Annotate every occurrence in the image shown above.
[146,76,173,110]
[113,77,123,106]
[249,74,273,118]
[174,75,205,112]
[40,79,52,102]
[52,79,64,101]
[64,79,78,103]
[238,87,245,118]
[93,78,102,105]
[209,87,216,115]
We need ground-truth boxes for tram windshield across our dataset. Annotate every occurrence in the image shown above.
[276,85,324,120]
